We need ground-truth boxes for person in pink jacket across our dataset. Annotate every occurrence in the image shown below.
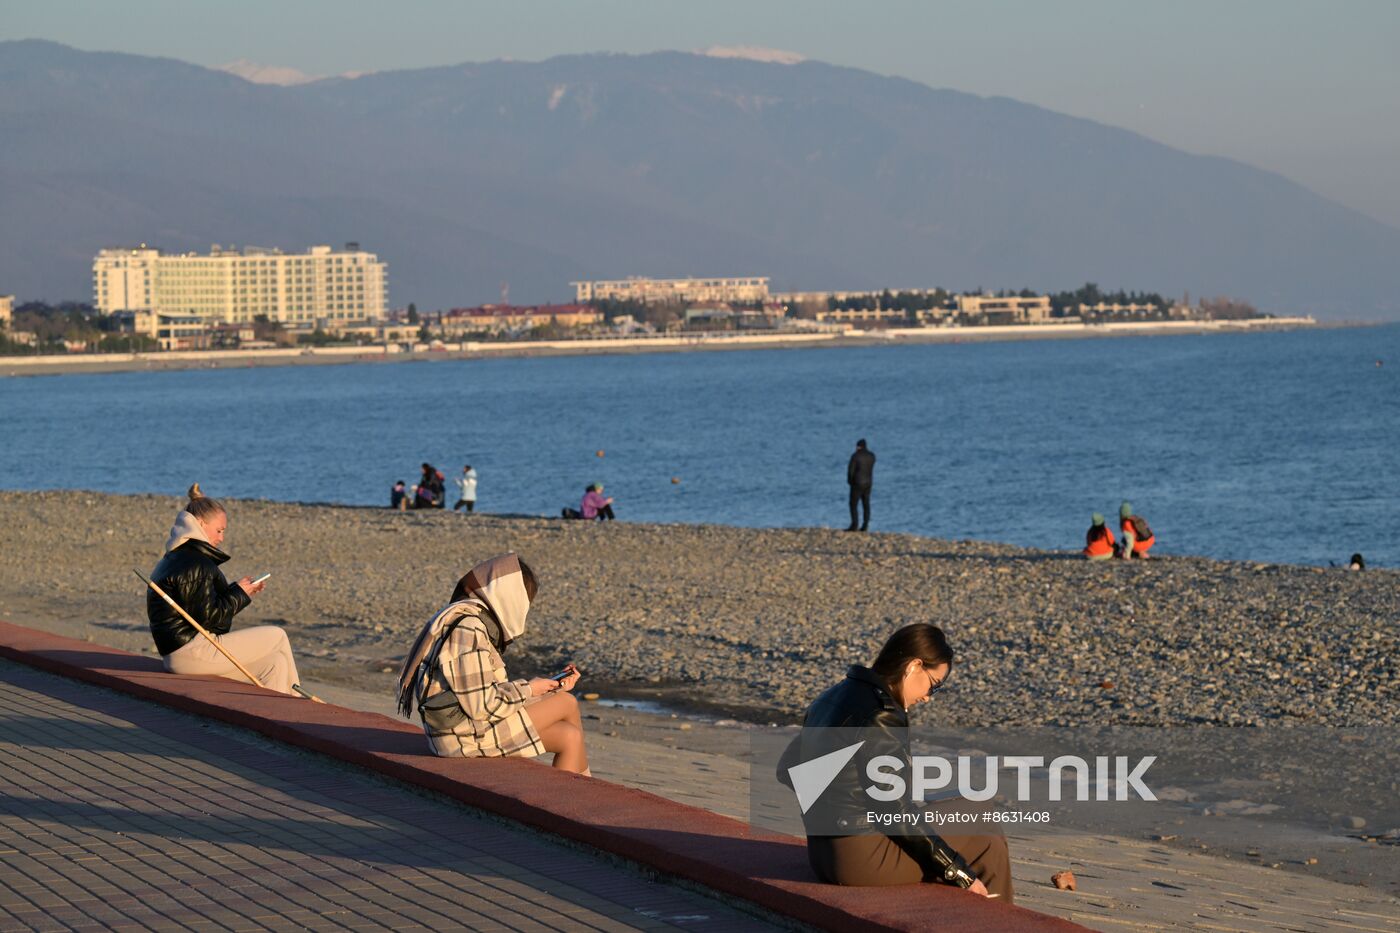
[580,483,616,521]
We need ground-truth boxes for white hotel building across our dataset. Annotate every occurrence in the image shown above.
[93,243,388,326]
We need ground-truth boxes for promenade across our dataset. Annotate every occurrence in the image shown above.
[311,683,1400,933]
[2,620,1396,932]
[0,659,775,932]
[0,622,1072,932]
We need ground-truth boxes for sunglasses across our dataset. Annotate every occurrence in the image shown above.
[923,664,950,696]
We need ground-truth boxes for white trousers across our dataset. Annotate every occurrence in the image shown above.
[163,626,300,695]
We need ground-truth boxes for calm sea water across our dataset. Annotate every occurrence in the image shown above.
[3,326,1397,566]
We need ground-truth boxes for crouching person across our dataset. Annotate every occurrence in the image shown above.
[396,554,590,775]
[778,624,1013,902]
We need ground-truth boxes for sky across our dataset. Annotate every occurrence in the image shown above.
[5,0,1399,228]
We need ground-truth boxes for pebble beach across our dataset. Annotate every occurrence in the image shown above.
[1,490,1394,729]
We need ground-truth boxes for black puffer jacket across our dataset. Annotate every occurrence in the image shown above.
[147,540,251,655]
[778,665,976,887]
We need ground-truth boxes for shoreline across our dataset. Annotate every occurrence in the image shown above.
[1,489,1393,729]
[0,316,1321,378]
[2,489,1396,902]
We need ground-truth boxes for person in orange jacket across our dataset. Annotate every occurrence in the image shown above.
[1118,501,1155,559]
[1083,513,1117,560]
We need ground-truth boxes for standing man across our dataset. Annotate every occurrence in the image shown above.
[846,438,876,532]
[453,464,478,513]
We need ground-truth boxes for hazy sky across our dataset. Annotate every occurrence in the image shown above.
[6,0,1399,228]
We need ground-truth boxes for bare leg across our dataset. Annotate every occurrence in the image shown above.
[525,692,589,773]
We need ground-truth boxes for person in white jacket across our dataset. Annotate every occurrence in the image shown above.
[453,464,478,512]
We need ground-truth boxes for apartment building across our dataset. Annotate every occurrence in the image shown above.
[572,276,769,305]
[0,294,12,329]
[953,294,1052,325]
[93,243,388,327]
[441,304,603,334]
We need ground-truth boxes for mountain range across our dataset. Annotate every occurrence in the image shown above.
[2,39,1399,319]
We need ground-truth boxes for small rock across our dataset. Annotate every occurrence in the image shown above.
[1346,816,1367,830]
[1153,834,1177,842]
[1305,857,1318,865]
[678,723,692,731]
[582,692,600,701]
[1099,680,1114,690]
[1051,870,1077,891]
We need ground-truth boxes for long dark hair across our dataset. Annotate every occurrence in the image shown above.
[870,624,955,689]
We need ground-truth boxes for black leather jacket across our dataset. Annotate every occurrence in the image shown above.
[147,540,251,655]
[778,665,976,888]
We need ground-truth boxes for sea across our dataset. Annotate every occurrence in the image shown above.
[3,325,1397,567]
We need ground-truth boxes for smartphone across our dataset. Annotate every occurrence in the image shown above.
[548,665,577,683]
[251,573,272,585]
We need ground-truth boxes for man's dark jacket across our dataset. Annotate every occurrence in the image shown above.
[847,448,876,488]
[147,540,251,655]
[777,665,976,887]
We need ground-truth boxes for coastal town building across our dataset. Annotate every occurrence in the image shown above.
[1076,302,1163,319]
[572,276,769,305]
[815,307,909,325]
[682,304,787,329]
[92,243,388,328]
[441,304,603,335]
[0,294,12,329]
[775,288,945,305]
[112,310,213,351]
[954,294,1052,325]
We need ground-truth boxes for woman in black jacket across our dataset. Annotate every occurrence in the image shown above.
[147,484,302,695]
[779,624,1013,901]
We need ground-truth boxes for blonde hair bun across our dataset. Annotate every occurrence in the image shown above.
[187,482,205,501]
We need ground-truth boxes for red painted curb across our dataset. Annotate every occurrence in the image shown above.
[0,620,1084,932]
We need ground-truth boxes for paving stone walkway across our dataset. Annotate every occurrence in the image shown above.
[0,661,780,932]
[582,729,1400,932]
[308,680,1400,932]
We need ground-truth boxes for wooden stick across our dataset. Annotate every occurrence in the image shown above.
[135,569,324,703]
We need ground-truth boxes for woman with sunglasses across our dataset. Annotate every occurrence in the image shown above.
[778,623,1014,901]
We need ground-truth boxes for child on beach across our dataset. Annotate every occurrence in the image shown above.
[390,480,408,510]
[396,554,590,774]
[452,465,478,512]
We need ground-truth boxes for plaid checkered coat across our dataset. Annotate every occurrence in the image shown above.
[419,610,545,759]
[398,555,545,759]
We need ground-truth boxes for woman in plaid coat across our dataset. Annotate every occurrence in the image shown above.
[396,554,589,774]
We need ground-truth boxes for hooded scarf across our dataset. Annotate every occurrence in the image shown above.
[395,553,530,717]
[165,510,212,553]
